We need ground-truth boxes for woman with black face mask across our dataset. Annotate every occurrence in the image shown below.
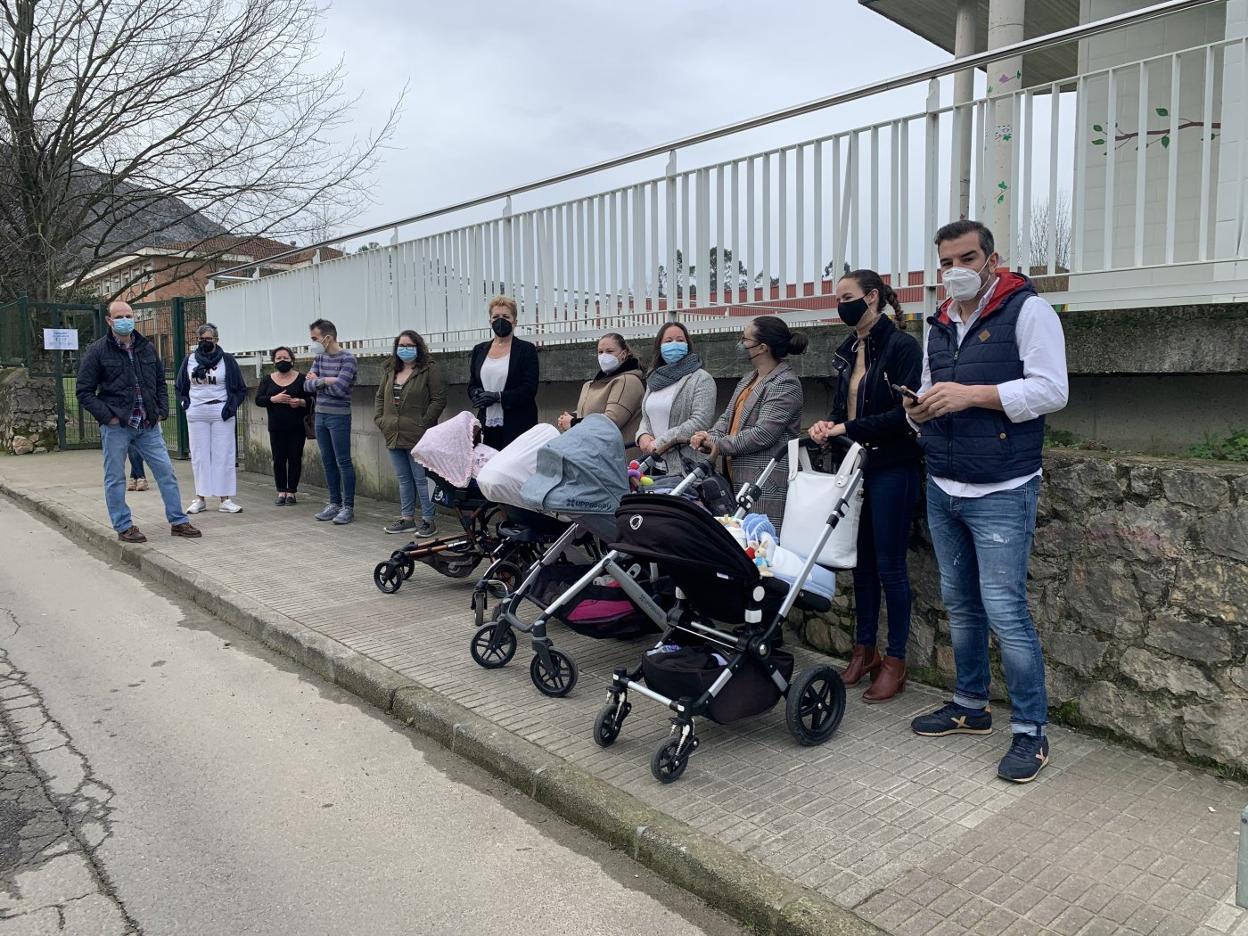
[467,295,540,449]
[255,346,311,505]
[809,269,923,703]
[175,322,248,514]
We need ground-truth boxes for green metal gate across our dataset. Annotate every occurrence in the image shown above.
[0,296,208,458]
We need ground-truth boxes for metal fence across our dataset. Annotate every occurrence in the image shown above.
[0,296,207,456]
[205,1,1248,363]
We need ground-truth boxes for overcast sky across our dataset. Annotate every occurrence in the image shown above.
[314,0,952,242]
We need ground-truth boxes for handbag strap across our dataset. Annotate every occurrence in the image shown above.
[786,437,813,481]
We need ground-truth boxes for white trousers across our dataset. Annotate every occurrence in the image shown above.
[187,406,237,498]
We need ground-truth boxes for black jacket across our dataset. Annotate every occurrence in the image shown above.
[467,337,540,447]
[175,350,248,421]
[75,331,168,427]
[829,315,923,472]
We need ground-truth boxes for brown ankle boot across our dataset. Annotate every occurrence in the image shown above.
[841,644,882,687]
[863,656,907,703]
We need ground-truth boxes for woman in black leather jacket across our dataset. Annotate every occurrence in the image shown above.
[809,269,922,703]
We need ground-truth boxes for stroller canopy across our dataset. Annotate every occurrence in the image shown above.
[521,414,628,518]
[411,411,496,488]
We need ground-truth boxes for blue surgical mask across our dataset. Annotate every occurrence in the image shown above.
[112,318,135,336]
[396,346,419,362]
[660,342,688,365]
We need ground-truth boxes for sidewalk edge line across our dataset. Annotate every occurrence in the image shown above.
[0,477,883,936]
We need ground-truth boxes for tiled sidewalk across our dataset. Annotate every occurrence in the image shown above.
[4,451,1248,936]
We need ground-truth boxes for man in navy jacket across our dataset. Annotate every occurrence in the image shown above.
[76,301,202,543]
[904,220,1068,783]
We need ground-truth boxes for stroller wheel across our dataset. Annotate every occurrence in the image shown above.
[650,736,690,783]
[786,665,847,746]
[470,623,517,669]
[592,700,630,748]
[374,561,404,594]
[400,554,416,579]
[530,649,578,697]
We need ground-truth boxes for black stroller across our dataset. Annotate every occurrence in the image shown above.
[469,416,736,697]
[593,440,866,782]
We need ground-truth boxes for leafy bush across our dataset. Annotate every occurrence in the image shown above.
[1186,430,1248,462]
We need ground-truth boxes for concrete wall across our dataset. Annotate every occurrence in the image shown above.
[238,304,1248,505]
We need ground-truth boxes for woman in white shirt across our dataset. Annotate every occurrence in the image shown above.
[174,323,248,514]
[635,323,717,474]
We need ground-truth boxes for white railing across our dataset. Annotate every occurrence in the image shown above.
[210,9,1248,360]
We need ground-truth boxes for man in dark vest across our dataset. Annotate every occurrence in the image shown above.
[904,220,1068,783]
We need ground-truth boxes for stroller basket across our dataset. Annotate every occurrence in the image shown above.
[431,473,489,510]
[642,646,794,724]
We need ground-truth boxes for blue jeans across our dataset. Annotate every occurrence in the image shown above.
[853,463,920,659]
[101,423,189,532]
[128,444,145,479]
[926,476,1047,735]
[315,413,355,508]
[387,448,435,521]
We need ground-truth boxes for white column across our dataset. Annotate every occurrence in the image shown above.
[986,0,1025,264]
[954,0,978,220]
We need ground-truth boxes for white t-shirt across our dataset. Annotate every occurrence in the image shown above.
[479,353,510,427]
[644,381,681,442]
[186,358,226,408]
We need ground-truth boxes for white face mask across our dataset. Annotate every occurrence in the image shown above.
[309,340,325,355]
[598,352,622,374]
[942,257,992,302]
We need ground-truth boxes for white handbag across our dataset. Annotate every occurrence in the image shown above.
[778,438,865,570]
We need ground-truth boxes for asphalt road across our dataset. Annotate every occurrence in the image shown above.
[0,495,744,936]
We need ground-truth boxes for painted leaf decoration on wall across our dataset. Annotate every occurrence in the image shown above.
[1161,135,1170,148]
[1156,107,1169,117]
[1092,138,1106,146]
[1093,124,1104,132]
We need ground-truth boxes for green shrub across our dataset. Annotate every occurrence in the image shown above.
[1186,430,1248,462]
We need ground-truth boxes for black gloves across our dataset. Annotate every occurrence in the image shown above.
[469,389,501,409]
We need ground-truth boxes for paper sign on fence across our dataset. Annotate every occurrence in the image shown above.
[42,328,79,350]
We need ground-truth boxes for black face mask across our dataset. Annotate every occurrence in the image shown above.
[837,296,869,327]
[198,340,217,355]
[491,318,513,338]
[274,360,293,373]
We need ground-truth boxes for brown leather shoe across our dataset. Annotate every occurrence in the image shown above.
[170,522,202,538]
[841,644,882,687]
[863,656,908,703]
[118,526,147,543]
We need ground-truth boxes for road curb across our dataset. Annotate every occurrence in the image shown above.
[0,476,883,936]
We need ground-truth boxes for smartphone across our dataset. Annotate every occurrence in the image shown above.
[891,383,921,402]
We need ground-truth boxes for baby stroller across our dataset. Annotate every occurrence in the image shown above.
[373,413,515,593]
[470,416,735,697]
[593,439,866,783]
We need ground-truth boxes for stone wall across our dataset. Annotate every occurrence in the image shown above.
[0,368,57,455]
[796,449,1248,775]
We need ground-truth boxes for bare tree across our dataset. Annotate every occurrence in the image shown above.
[1026,193,1073,272]
[0,0,402,301]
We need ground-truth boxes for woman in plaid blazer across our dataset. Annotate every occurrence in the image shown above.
[691,316,808,529]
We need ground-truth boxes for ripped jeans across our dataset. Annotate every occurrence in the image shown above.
[926,476,1048,735]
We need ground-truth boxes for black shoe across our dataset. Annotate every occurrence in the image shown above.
[911,701,993,737]
[286,494,297,506]
[384,517,417,535]
[275,495,286,506]
[998,733,1050,783]
[415,519,437,538]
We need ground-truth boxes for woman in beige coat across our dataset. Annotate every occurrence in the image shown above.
[557,333,645,447]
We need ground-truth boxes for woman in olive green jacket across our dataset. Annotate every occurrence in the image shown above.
[375,330,447,537]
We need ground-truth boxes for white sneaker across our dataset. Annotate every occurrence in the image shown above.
[186,498,206,514]
[218,499,243,514]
